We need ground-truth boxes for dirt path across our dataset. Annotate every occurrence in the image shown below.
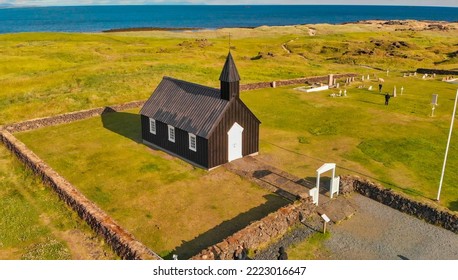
[325,194,458,260]
[281,40,294,54]
[281,38,307,60]
[356,64,386,71]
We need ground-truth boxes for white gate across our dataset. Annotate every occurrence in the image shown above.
[313,163,339,205]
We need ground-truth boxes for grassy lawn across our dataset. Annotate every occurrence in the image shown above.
[242,74,458,211]
[15,110,289,259]
[0,145,116,260]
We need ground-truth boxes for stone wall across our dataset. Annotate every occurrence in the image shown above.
[191,200,315,260]
[416,68,458,75]
[340,175,458,233]
[0,130,162,260]
[3,73,357,133]
[240,82,273,91]
[3,100,145,133]
[240,73,357,91]
[0,72,355,260]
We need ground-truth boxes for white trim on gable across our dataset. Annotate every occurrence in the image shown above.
[149,118,156,135]
[168,125,175,143]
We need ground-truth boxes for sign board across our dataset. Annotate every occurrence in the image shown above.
[432,94,438,105]
[321,214,330,223]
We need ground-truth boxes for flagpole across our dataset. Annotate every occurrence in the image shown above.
[437,89,458,201]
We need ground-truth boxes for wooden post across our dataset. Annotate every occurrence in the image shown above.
[321,214,330,234]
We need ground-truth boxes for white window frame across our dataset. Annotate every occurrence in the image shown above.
[168,125,175,143]
[149,118,156,135]
[189,133,197,152]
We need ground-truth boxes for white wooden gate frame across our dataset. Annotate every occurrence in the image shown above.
[309,163,339,206]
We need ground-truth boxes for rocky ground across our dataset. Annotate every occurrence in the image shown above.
[353,20,458,31]
[255,193,458,260]
[253,211,328,260]
[325,194,458,260]
[253,214,321,260]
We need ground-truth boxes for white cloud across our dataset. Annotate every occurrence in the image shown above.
[2,0,458,7]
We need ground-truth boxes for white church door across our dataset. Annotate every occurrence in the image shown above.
[228,122,244,162]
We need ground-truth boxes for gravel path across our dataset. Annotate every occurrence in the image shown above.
[325,194,458,260]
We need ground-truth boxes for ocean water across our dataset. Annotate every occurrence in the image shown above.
[0,5,457,34]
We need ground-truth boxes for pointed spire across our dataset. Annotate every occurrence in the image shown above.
[219,52,240,83]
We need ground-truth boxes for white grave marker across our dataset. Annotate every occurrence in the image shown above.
[431,94,438,117]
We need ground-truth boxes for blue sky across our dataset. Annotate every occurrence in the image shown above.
[1,0,457,7]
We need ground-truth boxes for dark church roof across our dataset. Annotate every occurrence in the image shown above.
[140,77,230,138]
[219,52,240,82]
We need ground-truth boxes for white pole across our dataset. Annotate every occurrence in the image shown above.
[316,171,320,205]
[437,89,458,201]
[330,167,336,199]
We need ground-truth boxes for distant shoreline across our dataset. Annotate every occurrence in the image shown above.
[102,27,203,33]
[1,5,457,34]
[97,20,457,34]
[102,26,260,33]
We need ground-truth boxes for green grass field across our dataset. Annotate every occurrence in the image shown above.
[1,23,458,125]
[14,72,458,258]
[243,75,458,210]
[251,72,458,258]
[15,110,289,258]
[0,145,115,260]
[2,22,458,259]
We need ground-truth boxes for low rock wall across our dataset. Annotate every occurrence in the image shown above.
[240,82,273,91]
[241,73,357,91]
[3,100,145,133]
[340,175,458,233]
[3,73,357,133]
[0,130,162,260]
[1,73,355,260]
[191,200,315,260]
[417,68,458,75]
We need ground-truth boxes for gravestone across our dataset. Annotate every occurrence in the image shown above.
[328,74,334,87]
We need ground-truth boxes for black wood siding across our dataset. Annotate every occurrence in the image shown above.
[207,99,260,168]
[141,115,209,168]
[221,81,240,101]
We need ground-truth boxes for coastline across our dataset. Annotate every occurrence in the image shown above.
[102,27,204,32]
[1,5,457,34]
[97,20,458,34]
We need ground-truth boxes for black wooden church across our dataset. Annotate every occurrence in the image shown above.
[140,52,260,169]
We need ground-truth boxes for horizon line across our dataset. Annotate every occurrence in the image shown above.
[2,4,458,8]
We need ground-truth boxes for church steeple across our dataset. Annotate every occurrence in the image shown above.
[219,52,240,101]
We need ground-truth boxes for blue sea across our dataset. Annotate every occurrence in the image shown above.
[0,5,457,34]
